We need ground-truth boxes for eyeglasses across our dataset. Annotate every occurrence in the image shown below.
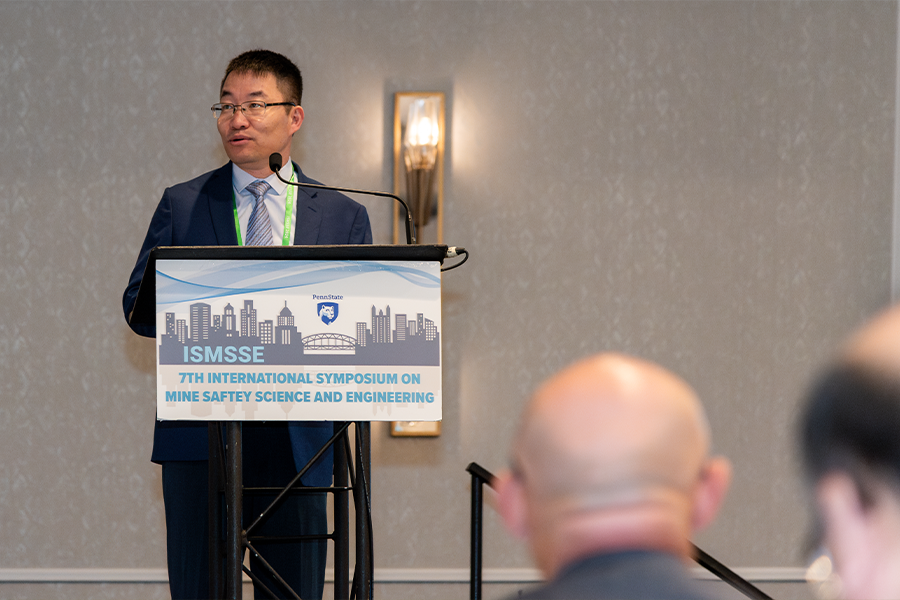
[211,101,297,120]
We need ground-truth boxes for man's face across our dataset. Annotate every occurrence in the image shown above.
[217,71,303,177]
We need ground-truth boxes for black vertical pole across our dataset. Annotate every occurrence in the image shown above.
[354,422,372,600]
[209,423,224,600]
[470,471,483,600]
[225,421,243,600]
[333,423,350,600]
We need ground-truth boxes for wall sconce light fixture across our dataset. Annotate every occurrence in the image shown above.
[390,92,445,437]
[393,92,445,245]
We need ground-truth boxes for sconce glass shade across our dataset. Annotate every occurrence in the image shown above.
[403,98,440,229]
[393,92,445,246]
[403,98,440,170]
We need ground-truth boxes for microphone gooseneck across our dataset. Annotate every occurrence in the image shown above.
[267,153,416,244]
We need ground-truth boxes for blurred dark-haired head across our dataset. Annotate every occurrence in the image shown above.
[798,303,900,600]
[801,366,900,502]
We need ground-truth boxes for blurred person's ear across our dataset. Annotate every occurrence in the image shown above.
[495,469,529,540]
[690,456,732,531]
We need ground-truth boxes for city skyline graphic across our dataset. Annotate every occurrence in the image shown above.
[158,299,440,366]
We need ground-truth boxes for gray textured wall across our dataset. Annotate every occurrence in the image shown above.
[0,1,894,598]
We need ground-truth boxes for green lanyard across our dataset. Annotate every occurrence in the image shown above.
[232,168,296,246]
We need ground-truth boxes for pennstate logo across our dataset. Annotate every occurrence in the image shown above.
[317,302,339,325]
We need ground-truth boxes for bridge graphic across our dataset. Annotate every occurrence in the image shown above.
[302,332,356,352]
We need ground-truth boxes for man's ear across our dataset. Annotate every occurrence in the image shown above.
[289,105,304,135]
[495,469,529,540]
[691,456,732,531]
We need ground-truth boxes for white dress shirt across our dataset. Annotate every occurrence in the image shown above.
[231,160,298,245]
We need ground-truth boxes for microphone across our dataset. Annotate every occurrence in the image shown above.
[268,152,285,174]
[269,153,416,244]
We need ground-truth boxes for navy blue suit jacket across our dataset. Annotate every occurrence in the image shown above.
[513,551,724,600]
[123,161,372,486]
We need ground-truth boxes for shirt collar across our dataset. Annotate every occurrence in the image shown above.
[231,159,294,196]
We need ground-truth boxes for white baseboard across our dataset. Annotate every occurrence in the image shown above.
[0,569,169,583]
[0,566,806,584]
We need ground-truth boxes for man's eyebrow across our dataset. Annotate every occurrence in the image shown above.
[220,89,267,100]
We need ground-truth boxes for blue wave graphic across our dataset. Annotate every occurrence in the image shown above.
[156,260,439,305]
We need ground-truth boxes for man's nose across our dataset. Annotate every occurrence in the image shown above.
[231,108,250,128]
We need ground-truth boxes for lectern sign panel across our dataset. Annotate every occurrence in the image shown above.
[155,259,442,422]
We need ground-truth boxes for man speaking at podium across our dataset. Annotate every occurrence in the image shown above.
[123,49,372,600]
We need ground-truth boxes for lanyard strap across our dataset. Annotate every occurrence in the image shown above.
[232,168,296,246]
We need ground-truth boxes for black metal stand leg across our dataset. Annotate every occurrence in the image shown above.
[470,471,483,600]
[210,423,225,600]
[334,423,350,600]
[354,422,372,600]
[225,422,243,600]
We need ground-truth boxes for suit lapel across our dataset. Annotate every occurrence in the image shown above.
[292,163,323,245]
[206,163,239,245]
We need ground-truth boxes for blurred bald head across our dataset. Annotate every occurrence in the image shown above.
[515,353,710,508]
[496,353,730,578]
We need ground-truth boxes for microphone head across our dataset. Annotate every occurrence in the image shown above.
[269,153,283,173]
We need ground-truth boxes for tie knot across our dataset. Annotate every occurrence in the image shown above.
[246,180,271,200]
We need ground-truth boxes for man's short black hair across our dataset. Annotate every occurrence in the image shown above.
[800,365,900,505]
[221,49,303,105]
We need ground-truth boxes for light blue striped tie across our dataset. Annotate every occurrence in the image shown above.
[245,180,274,246]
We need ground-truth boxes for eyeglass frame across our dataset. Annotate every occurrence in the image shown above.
[211,101,298,120]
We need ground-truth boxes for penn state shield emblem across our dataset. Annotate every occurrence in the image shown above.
[317,302,339,325]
